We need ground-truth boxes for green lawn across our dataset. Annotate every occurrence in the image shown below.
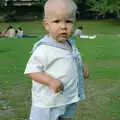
[0,20,120,120]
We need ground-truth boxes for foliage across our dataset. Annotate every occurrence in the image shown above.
[0,0,5,8]
[0,0,120,19]
[87,0,120,18]
[38,0,47,7]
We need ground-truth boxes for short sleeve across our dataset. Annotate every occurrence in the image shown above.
[24,46,47,74]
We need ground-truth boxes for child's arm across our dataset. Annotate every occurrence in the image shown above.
[83,65,89,79]
[27,72,64,93]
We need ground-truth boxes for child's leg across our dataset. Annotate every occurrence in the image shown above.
[29,105,66,120]
[29,103,78,120]
[29,105,50,120]
[59,103,78,120]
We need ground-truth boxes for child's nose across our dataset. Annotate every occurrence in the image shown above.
[60,22,67,29]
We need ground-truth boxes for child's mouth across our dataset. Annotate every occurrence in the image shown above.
[60,33,67,37]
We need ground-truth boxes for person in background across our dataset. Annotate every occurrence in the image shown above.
[0,31,5,37]
[74,26,96,39]
[24,0,88,120]
[16,27,36,38]
[74,26,83,38]
[17,27,23,38]
[6,25,16,38]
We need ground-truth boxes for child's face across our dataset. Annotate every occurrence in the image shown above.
[44,6,75,43]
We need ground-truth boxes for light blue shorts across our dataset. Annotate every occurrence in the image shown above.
[30,103,78,120]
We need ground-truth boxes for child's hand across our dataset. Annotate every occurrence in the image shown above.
[48,79,64,93]
[83,65,89,79]
[27,72,64,93]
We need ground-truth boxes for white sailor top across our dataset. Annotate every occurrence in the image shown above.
[24,35,85,108]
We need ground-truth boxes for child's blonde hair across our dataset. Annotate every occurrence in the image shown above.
[44,0,77,19]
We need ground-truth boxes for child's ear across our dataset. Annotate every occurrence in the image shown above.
[43,19,49,31]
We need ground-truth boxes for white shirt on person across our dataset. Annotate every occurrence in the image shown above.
[17,30,23,38]
[24,35,85,108]
[74,29,82,36]
[6,28,16,38]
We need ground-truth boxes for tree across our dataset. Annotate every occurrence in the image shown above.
[108,0,120,18]
[0,0,5,8]
[38,0,47,7]
[87,0,120,19]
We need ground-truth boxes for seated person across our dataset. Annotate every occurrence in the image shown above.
[74,26,83,37]
[0,31,4,37]
[74,26,96,39]
[6,26,16,38]
[17,27,23,38]
[16,27,37,38]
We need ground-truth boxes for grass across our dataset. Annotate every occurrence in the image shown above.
[0,20,120,120]
[74,36,120,120]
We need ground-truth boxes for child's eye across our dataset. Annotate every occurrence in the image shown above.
[53,20,60,23]
[66,20,73,23]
